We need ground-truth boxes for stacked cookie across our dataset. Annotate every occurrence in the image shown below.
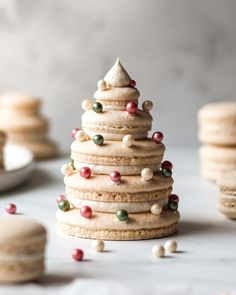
[0,93,58,159]
[57,59,180,241]
[198,102,236,181]
[217,170,236,219]
[0,130,7,169]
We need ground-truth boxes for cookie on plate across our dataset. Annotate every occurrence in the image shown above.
[217,170,236,219]
[0,216,47,283]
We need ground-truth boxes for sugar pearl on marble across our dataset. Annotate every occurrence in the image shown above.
[6,203,17,214]
[165,240,177,253]
[141,168,153,181]
[61,164,73,176]
[97,80,107,91]
[75,130,87,142]
[72,248,84,261]
[151,203,162,215]
[122,134,135,147]
[82,99,92,111]
[152,245,165,258]
[92,240,105,252]
[142,100,153,112]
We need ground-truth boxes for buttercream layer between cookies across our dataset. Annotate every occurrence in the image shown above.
[68,195,168,213]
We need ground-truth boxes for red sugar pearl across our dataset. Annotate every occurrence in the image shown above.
[57,195,66,203]
[169,194,179,203]
[161,161,173,170]
[129,79,136,88]
[72,248,84,261]
[126,101,137,114]
[80,206,92,218]
[80,167,92,179]
[110,171,121,183]
[6,203,17,214]
[71,128,80,139]
[152,131,163,143]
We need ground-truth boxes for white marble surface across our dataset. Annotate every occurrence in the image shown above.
[0,148,235,294]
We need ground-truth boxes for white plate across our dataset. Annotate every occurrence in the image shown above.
[0,144,34,192]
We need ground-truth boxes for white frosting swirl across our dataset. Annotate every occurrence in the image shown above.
[104,58,131,87]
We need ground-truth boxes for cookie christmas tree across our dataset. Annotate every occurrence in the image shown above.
[57,59,180,240]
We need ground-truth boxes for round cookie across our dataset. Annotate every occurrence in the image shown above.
[57,208,179,240]
[82,109,152,140]
[0,216,47,283]
[71,139,165,175]
[0,92,41,115]
[199,145,236,181]
[217,170,236,219]
[198,101,236,146]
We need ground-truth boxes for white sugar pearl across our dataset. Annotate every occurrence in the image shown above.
[152,244,165,258]
[165,240,177,253]
[92,240,105,252]
[82,99,92,111]
[97,80,107,91]
[122,134,135,147]
[151,203,162,215]
[142,100,153,112]
[61,164,73,176]
[75,130,87,142]
[141,168,153,181]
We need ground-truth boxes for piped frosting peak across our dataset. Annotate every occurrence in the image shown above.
[104,58,131,87]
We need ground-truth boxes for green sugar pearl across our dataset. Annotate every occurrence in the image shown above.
[93,134,104,146]
[93,102,103,113]
[116,209,129,222]
[167,201,178,212]
[162,168,172,178]
[58,200,70,212]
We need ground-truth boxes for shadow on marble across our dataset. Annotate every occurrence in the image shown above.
[179,220,235,236]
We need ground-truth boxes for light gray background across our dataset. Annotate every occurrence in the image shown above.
[0,0,235,152]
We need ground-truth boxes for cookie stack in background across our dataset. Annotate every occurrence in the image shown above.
[0,130,7,169]
[198,102,236,181]
[217,170,236,219]
[0,93,58,160]
[57,59,180,241]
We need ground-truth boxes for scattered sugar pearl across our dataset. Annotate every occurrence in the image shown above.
[122,134,135,147]
[129,79,136,88]
[61,164,73,176]
[152,244,165,258]
[72,248,84,261]
[82,99,92,111]
[92,240,105,252]
[110,171,121,183]
[165,240,177,253]
[97,80,107,91]
[151,203,162,215]
[75,130,87,142]
[142,100,153,112]
[141,168,153,181]
[161,160,173,170]
[6,203,16,214]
